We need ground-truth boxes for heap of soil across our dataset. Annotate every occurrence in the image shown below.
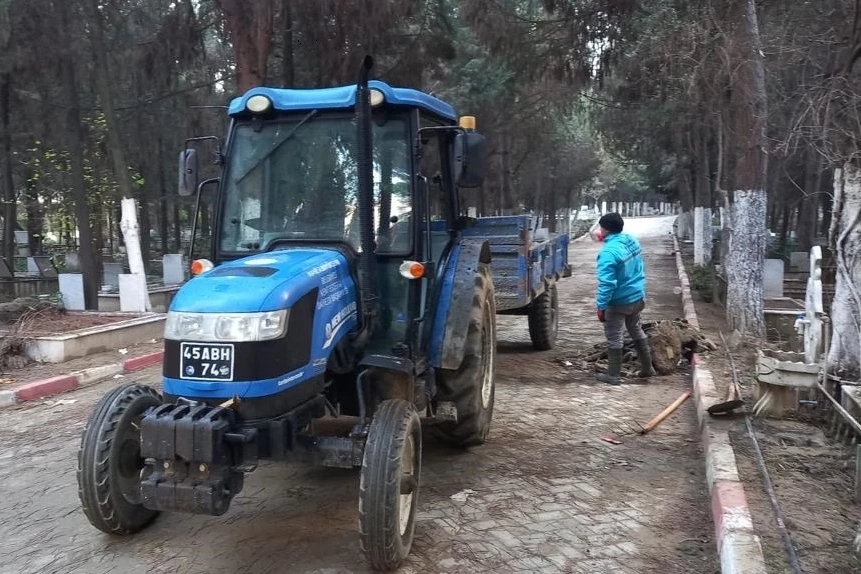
[572,318,717,376]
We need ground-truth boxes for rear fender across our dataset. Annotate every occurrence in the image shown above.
[429,239,491,370]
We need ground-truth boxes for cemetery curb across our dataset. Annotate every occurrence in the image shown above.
[672,234,768,574]
[0,351,164,408]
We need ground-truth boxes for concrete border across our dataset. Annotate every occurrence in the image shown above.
[0,351,164,408]
[673,235,768,574]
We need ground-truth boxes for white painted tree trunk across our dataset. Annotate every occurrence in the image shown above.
[826,165,861,378]
[120,197,152,312]
[694,207,713,265]
[694,206,705,264]
[726,189,767,336]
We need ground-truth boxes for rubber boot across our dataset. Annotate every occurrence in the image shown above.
[597,348,623,386]
[635,338,657,378]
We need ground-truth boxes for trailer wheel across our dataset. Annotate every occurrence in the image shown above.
[435,263,496,447]
[359,399,422,571]
[77,383,162,535]
[528,283,558,351]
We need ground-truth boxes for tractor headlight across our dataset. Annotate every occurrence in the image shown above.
[165,309,289,342]
[246,95,272,114]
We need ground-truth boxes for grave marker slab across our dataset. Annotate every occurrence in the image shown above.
[764,259,785,299]
[59,274,86,311]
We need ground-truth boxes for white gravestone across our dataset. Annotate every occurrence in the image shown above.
[59,274,86,311]
[803,246,824,364]
[163,254,186,286]
[763,259,785,299]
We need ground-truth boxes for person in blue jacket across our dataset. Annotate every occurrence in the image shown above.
[594,213,655,385]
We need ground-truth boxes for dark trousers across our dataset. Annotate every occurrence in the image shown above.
[604,299,647,349]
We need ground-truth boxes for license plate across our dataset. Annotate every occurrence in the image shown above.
[180,342,235,381]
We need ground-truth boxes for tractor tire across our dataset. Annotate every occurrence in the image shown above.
[359,399,422,571]
[77,383,162,535]
[434,263,496,447]
[527,283,558,351]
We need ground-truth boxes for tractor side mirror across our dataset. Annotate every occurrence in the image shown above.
[178,148,199,197]
[453,131,486,188]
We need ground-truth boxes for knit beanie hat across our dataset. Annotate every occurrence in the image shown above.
[598,212,624,234]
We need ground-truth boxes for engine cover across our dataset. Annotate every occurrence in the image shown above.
[162,248,359,404]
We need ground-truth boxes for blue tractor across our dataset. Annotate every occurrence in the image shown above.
[76,58,566,570]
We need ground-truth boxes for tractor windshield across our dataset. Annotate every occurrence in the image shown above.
[220,114,412,254]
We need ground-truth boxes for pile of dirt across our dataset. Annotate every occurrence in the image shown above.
[570,318,717,376]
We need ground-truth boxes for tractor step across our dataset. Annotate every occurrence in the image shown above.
[434,401,458,422]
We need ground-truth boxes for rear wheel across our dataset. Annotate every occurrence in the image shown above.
[359,399,422,571]
[77,383,162,535]
[528,283,558,351]
[434,263,496,447]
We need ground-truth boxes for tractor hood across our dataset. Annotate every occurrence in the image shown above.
[170,249,353,313]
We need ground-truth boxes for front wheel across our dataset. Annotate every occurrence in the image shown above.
[528,283,558,351]
[359,399,422,571]
[77,383,162,535]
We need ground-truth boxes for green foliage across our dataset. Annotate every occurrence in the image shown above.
[687,263,715,302]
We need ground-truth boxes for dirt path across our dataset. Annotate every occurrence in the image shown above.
[0,219,716,574]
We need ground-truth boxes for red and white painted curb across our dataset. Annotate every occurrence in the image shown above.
[0,351,164,409]
[673,236,768,574]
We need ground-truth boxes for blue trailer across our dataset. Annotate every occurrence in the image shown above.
[76,57,570,572]
[456,215,570,350]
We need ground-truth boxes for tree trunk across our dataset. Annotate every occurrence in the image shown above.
[724,0,768,336]
[0,73,15,267]
[694,124,712,265]
[797,148,820,252]
[120,198,152,311]
[827,165,861,379]
[677,168,694,240]
[500,129,513,213]
[57,1,98,309]
[84,0,151,273]
[280,0,294,87]
[23,170,43,255]
[218,0,274,92]
[157,139,169,254]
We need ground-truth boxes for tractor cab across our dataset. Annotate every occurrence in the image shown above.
[180,79,484,359]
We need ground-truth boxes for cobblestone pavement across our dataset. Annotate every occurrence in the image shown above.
[0,217,716,574]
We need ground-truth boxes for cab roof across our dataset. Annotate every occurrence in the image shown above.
[227,80,457,122]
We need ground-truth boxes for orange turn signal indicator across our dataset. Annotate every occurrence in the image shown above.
[190,258,214,276]
[398,261,425,279]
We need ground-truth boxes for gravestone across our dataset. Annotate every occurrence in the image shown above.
[59,274,86,311]
[764,259,785,298]
[28,256,57,277]
[102,262,124,290]
[14,231,29,257]
[64,252,81,272]
[803,246,824,364]
[119,274,148,312]
[0,258,13,278]
[789,251,808,273]
[163,254,186,285]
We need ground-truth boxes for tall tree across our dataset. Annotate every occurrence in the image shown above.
[55,0,99,308]
[723,0,769,336]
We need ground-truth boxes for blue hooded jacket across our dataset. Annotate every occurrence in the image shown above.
[595,232,646,310]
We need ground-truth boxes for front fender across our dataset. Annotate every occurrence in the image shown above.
[429,239,492,370]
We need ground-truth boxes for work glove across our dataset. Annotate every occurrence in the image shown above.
[597,309,605,323]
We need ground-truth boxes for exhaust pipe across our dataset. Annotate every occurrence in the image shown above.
[354,55,379,339]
